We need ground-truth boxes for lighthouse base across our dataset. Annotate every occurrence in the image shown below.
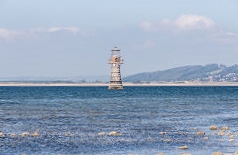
[108,82,123,90]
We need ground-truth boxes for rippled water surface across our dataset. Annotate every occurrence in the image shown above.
[0,86,238,155]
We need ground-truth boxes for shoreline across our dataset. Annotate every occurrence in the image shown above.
[1,82,238,86]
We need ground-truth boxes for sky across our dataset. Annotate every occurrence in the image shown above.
[0,0,238,78]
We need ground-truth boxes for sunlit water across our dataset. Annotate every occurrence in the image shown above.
[0,86,238,155]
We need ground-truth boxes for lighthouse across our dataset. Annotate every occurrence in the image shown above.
[108,47,123,90]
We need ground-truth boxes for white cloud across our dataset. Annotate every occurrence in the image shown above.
[47,27,80,33]
[0,28,24,40]
[140,14,238,44]
[174,14,214,30]
[224,32,238,38]
[141,14,215,32]
[0,26,86,40]
[212,31,238,44]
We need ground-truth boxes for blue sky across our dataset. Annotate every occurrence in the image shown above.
[0,0,238,77]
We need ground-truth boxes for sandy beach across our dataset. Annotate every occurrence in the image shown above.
[1,81,238,87]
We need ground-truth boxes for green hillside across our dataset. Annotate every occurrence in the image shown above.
[124,64,238,82]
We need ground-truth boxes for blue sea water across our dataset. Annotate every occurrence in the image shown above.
[0,86,238,155]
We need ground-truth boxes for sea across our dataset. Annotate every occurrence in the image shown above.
[0,86,238,155]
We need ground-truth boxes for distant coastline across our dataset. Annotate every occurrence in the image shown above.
[1,81,238,86]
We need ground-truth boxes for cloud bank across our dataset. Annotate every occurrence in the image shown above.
[174,14,214,30]
[0,28,24,40]
[141,14,215,32]
[0,26,86,40]
[47,27,80,33]
[140,14,238,45]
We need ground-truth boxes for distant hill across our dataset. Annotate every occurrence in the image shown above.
[124,64,238,83]
[0,75,109,83]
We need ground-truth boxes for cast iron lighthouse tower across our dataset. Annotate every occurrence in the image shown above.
[108,47,123,90]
